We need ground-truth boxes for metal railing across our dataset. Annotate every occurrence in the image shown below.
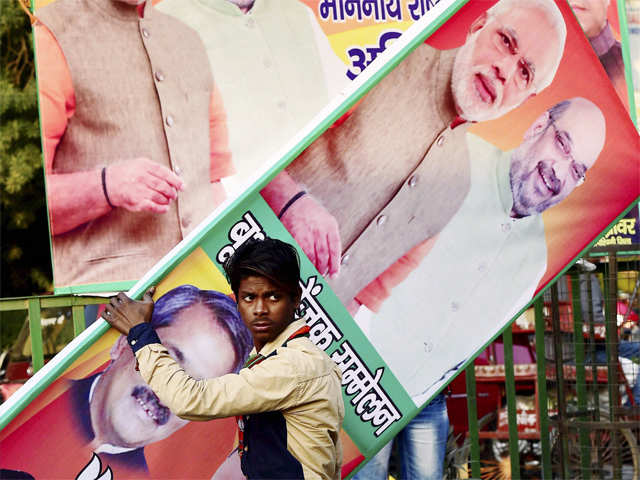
[1,252,638,479]
[0,295,108,373]
[464,251,639,479]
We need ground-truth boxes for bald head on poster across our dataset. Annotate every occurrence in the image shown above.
[509,97,606,217]
[364,97,606,402]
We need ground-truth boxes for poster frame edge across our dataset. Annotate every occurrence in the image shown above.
[618,0,638,126]
[1,0,470,430]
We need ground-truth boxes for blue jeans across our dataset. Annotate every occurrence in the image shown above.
[354,394,449,480]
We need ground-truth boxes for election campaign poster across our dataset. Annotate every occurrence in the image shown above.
[33,0,460,294]
[568,0,636,116]
[0,196,405,477]
[262,0,639,404]
[5,1,465,477]
[627,0,640,123]
[593,203,640,248]
[2,0,639,478]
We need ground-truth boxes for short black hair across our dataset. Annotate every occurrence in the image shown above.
[223,238,301,300]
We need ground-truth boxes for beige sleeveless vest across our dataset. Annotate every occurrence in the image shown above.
[37,0,215,288]
[287,44,471,303]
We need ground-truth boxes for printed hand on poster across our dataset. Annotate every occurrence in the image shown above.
[33,0,236,290]
[262,0,639,407]
[273,0,568,307]
[33,0,350,293]
[261,171,342,278]
[155,0,351,199]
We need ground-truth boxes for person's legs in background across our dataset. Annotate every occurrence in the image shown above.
[352,440,393,480]
[353,393,449,480]
[399,393,449,480]
[618,340,640,361]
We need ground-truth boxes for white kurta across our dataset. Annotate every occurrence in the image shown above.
[363,133,548,404]
[158,0,348,197]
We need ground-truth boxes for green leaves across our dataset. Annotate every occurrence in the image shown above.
[1,1,52,295]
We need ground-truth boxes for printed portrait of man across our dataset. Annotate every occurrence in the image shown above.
[0,285,252,478]
[360,97,606,402]
[35,0,235,289]
[569,0,629,108]
[281,0,568,309]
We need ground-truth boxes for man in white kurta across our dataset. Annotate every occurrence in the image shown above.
[360,98,607,403]
[157,0,348,197]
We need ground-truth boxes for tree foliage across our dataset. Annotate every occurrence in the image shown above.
[1,1,53,296]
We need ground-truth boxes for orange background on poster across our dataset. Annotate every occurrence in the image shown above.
[427,0,638,292]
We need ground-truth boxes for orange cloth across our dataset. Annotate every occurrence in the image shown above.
[355,236,438,312]
[35,24,233,182]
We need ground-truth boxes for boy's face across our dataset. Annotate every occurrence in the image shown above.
[236,275,300,352]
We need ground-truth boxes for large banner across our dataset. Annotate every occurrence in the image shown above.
[2,0,639,479]
[628,0,640,122]
[35,0,458,294]
[1,195,409,478]
[264,0,640,404]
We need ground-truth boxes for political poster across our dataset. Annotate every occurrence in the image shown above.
[261,0,639,404]
[568,0,636,117]
[33,0,458,293]
[0,197,393,477]
[569,0,635,118]
[627,0,640,123]
[2,0,638,478]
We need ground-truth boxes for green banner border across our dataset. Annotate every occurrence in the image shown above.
[408,196,640,416]
[2,0,469,431]
[44,1,471,295]
[618,0,638,126]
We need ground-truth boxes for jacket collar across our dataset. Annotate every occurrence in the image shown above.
[253,318,308,357]
[590,22,617,57]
